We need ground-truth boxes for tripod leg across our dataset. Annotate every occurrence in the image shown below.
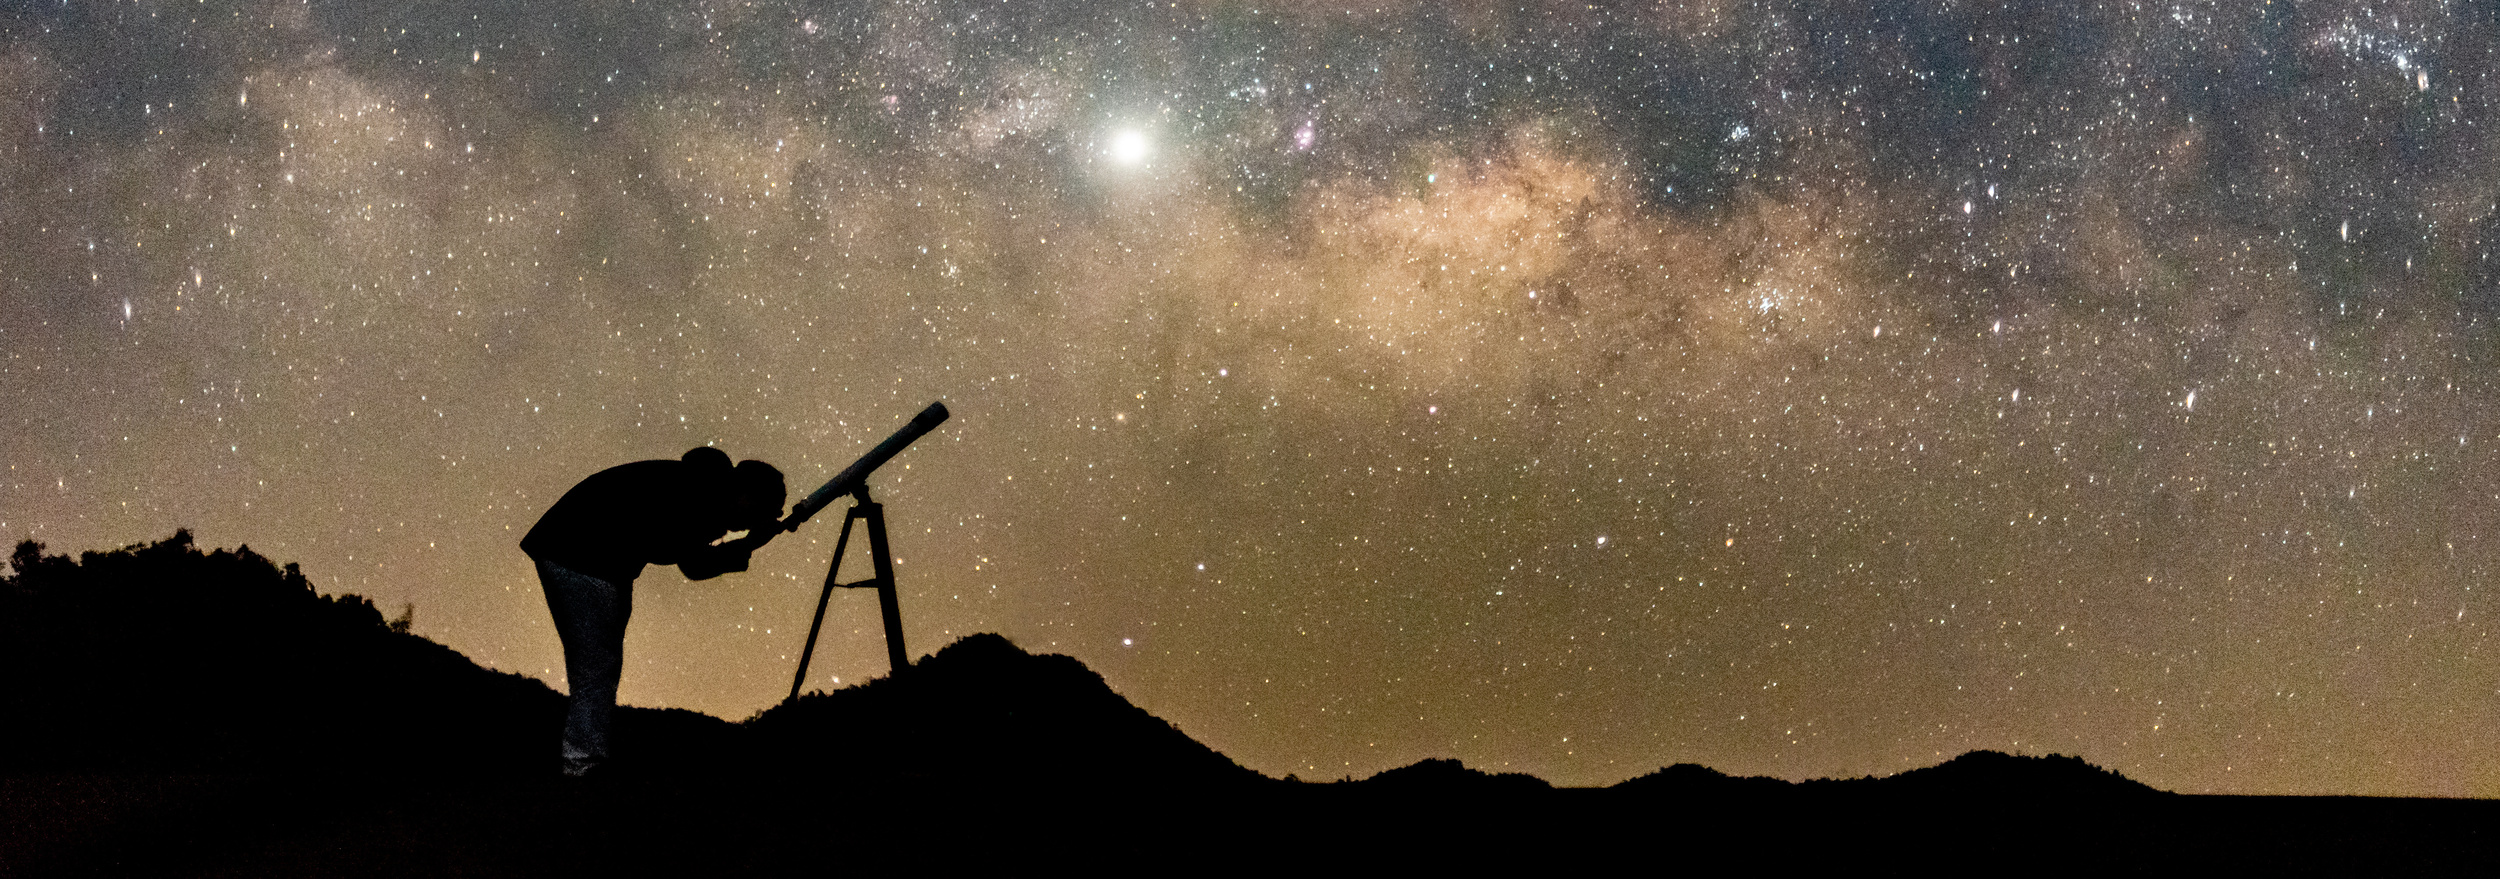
[787,508,862,703]
[859,501,909,677]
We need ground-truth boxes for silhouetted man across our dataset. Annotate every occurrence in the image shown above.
[523,447,786,776]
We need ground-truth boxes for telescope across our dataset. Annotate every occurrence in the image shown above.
[785,401,951,700]
[781,401,951,532]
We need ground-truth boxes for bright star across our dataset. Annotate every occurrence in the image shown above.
[1108,129,1151,165]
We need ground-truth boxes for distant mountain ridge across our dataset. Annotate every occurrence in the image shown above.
[1617,749,2166,804]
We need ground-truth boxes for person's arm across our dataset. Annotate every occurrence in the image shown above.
[679,526,780,581]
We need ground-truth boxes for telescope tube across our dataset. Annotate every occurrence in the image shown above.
[781,401,950,530]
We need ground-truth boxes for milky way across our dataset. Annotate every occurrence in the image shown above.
[6,1,2500,795]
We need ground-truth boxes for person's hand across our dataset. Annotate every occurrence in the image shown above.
[738,520,783,549]
[682,522,780,581]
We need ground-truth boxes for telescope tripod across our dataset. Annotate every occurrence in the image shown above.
[787,487,909,703]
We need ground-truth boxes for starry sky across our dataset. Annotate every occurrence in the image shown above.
[6,0,2500,796]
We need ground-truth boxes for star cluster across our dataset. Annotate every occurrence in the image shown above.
[5,0,2499,795]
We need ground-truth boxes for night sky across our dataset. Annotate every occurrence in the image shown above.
[6,0,2499,796]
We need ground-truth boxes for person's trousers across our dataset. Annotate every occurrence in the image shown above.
[535,559,631,776]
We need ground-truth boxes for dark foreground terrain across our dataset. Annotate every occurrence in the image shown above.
[5,534,2496,875]
[13,759,2499,875]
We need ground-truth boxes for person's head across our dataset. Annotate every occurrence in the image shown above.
[682,446,733,473]
[731,459,786,530]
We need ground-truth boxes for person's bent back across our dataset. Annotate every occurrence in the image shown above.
[523,446,785,776]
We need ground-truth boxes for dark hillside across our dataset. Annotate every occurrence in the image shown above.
[1351,757,1553,796]
[1,532,561,775]
[1613,761,1797,800]
[5,533,2497,876]
[0,532,1254,788]
[743,632,1264,790]
[1842,748,2164,799]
